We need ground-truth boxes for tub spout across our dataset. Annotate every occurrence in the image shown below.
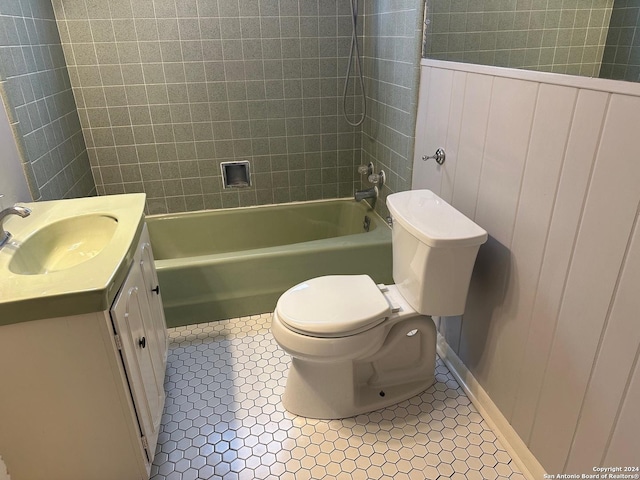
[354,186,378,202]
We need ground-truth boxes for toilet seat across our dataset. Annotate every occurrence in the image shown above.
[276,275,391,338]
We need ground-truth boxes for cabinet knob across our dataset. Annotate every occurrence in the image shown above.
[138,337,146,349]
[152,285,160,295]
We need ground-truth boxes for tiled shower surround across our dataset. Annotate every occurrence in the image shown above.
[151,313,527,480]
[0,0,94,200]
[51,0,424,214]
[600,1,640,82]
[53,0,367,213]
[424,0,614,77]
[362,1,423,218]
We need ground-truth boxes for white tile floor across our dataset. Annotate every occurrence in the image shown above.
[150,313,527,480]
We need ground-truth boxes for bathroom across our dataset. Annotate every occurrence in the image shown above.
[0,0,639,478]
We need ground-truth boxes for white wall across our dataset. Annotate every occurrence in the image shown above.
[0,95,31,209]
[415,59,640,474]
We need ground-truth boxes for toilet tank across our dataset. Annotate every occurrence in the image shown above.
[386,190,488,316]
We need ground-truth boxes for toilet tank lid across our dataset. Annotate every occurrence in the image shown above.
[276,275,391,336]
[387,190,488,248]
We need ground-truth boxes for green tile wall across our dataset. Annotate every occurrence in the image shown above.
[0,0,94,200]
[600,0,640,81]
[424,0,614,77]
[362,0,424,217]
[53,0,364,214]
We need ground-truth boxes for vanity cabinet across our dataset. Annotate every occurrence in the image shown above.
[0,224,168,480]
[110,224,168,465]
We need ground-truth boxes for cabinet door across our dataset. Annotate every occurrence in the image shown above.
[110,263,164,464]
[138,225,168,374]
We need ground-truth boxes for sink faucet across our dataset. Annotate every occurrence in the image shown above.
[354,186,378,202]
[0,205,31,248]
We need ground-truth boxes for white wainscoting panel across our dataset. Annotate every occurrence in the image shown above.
[510,89,609,443]
[485,83,577,420]
[412,67,452,193]
[604,347,640,467]
[415,59,640,475]
[566,215,640,471]
[450,73,493,220]
[439,70,466,204]
[529,94,640,472]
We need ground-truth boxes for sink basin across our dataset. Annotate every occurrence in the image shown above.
[8,215,118,275]
[0,193,146,325]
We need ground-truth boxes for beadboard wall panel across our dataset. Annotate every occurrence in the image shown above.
[604,349,640,467]
[438,70,466,205]
[510,89,609,444]
[460,75,538,411]
[566,217,640,471]
[437,71,494,353]
[411,67,452,194]
[486,84,576,420]
[529,94,640,472]
[414,59,640,474]
[449,72,492,221]
[474,76,537,247]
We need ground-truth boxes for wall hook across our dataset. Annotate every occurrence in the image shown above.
[422,148,446,165]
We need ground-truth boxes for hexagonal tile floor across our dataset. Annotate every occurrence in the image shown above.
[150,313,527,480]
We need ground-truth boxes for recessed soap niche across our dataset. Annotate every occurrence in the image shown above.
[221,161,251,189]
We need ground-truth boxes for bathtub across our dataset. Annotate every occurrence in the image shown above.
[147,199,392,328]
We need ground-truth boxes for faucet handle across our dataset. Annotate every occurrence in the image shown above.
[358,162,374,176]
[368,171,385,187]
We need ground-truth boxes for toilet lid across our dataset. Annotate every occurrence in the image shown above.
[276,275,391,337]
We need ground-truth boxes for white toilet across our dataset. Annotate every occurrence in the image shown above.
[271,189,488,419]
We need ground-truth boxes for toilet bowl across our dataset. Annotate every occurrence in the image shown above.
[271,190,488,419]
[272,276,437,419]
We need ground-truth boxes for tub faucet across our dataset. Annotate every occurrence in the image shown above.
[354,186,378,202]
[0,205,31,249]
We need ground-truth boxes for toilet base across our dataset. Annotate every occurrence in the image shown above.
[283,360,434,419]
[281,316,437,419]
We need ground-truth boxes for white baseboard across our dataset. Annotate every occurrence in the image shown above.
[436,335,546,480]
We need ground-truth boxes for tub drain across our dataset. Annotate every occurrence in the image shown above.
[363,215,371,232]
